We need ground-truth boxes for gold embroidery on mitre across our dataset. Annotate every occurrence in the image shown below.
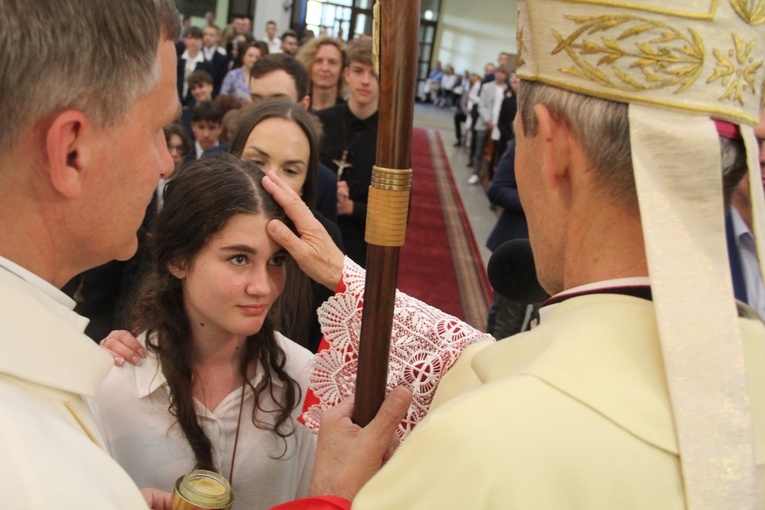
[729,0,765,24]
[516,24,526,69]
[707,34,761,105]
[552,15,704,93]
[566,0,718,19]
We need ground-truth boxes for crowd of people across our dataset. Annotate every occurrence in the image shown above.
[420,52,521,193]
[417,51,532,337]
[66,17,383,351]
[2,1,765,509]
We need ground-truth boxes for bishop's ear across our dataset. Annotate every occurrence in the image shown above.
[533,103,573,184]
[45,110,93,199]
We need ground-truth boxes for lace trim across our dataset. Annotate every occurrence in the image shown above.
[301,257,494,439]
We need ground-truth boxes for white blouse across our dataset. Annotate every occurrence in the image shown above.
[90,332,316,510]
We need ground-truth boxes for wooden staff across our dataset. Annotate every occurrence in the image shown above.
[352,0,421,426]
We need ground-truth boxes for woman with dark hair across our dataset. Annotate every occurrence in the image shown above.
[163,121,192,174]
[92,154,315,509]
[221,41,267,104]
[226,31,256,70]
[229,100,342,352]
[230,100,318,209]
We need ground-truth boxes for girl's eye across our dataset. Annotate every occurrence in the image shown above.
[230,255,247,266]
[269,254,289,267]
[282,167,299,176]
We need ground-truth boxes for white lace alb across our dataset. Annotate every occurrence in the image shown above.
[301,258,494,439]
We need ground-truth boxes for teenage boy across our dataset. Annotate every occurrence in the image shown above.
[317,37,379,267]
[177,26,214,105]
[180,70,215,135]
[265,20,282,54]
[190,101,223,159]
[281,29,299,55]
[201,24,228,96]
[189,70,214,103]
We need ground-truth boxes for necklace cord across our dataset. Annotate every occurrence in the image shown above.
[228,378,247,485]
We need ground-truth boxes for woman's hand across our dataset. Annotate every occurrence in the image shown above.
[262,170,345,290]
[99,330,146,366]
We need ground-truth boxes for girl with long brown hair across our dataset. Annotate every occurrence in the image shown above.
[92,154,315,509]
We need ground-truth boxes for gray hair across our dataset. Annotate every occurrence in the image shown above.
[517,80,747,211]
[518,80,635,209]
[0,0,181,153]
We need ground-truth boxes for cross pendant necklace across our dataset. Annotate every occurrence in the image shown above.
[332,107,367,180]
[333,150,353,179]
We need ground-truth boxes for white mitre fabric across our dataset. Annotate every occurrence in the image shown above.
[516,2,765,509]
[516,1,762,123]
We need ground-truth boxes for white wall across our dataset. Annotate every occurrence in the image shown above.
[433,0,517,75]
[254,1,292,41]
[190,0,290,37]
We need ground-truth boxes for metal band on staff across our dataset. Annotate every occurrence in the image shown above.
[366,166,412,247]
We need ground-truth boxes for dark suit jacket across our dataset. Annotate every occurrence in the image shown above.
[726,210,749,303]
[206,51,229,98]
[201,143,230,158]
[316,163,338,223]
[486,140,528,252]
[497,93,517,150]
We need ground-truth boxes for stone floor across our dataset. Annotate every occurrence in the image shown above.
[412,102,496,268]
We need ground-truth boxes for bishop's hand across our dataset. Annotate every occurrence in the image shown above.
[262,171,345,290]
[309,386,413,501]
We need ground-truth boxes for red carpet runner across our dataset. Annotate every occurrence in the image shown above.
[398,127,493,330]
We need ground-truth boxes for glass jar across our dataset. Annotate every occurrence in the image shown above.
[171,469,235,510]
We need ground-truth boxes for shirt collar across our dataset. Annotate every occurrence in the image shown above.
[0,256,111,396]
[539,277,651,323]
[182,50,205,64]
[133,338,166,398]
[730,207,753,242]
[0,255,88,330]
[202,45,217,60]
[195,140,218,158]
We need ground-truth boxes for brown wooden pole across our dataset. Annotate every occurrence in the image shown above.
[352,0,420,426]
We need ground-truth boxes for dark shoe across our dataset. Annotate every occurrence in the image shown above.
[466,160,473,168]
[453,140,461,147]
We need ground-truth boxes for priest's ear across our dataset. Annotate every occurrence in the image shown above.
[46,110,94,199]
